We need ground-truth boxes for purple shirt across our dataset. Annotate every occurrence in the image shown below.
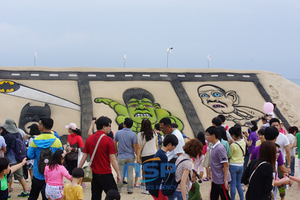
[247,131,258,154]
[250,145,284,166]
[210,141,231,184]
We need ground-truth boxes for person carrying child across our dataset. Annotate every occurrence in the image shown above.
[44,149,72,200]
[0,157,27,200]
[63,168,84,200]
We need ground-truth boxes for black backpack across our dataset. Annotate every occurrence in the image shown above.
[161,158,191,196]
[38,148,53,174]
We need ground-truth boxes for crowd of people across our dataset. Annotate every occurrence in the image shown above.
[0,112,299,200]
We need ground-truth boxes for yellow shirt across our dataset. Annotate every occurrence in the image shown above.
[256,140,261,147]
[63,183,83,200]
[228,140,246,165]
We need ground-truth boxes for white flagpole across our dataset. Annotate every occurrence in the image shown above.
[124,54,126,68]
[34,52,37,66]
[207,55,210,68]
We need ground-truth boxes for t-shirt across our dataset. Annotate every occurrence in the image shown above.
[286,134,296,157]
[148,149,168,198]
[220,139,230,157]
[296,132,300,159]
[251,144,284,166]
[137,131,157,157]
[229,140,246,166]
[221,124,233,141]
[0,136,6,152]
[63,183,83,200]
[67,134,84,148]
[275,133,290,161]
[166,129,185,161]
[114,128,137,159]
[247,131,257,154]
[175,153,192,193]
[83,131,116,174]
[44,164,72,186]
[0,170,11,200]
[210,141,231,185]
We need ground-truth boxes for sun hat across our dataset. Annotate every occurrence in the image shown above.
[65,123,77,130]
[0,118,19,134]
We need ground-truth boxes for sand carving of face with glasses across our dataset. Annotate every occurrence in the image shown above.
[197,84,264,125]
[94,88,184,133]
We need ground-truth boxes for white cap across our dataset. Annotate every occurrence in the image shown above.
[65,123,77,130]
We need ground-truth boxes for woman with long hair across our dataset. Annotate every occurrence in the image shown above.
[228,124,246,200]
[64,123,84,174]
[243,141,276,200]
[137,119,158,195]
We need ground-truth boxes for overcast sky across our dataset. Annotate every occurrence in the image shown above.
[1,1,299,79]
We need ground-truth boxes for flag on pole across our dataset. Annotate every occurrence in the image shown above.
[124,54,126,61]
[167,47,173,53]
[207,55,210,60]
[34,52,37,58]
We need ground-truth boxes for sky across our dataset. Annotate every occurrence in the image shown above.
[1,0,299,79]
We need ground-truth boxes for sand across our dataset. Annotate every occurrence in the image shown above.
[10,158,299,200]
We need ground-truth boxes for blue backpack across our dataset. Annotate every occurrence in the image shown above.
[161,158,191,196]
[9,133,27,162]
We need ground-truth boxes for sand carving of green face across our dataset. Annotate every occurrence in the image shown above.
[127,98,157,124]
[94,87,184,133]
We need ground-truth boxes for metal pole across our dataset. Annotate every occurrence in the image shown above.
[207,59,209,68]
[166,52,169,68]
[124,60,125,68]
[34,57,36,66]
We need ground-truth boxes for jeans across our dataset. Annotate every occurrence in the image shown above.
[229,165,244,200]
[168,191,188,200]
[243,153,249,172]
[290,156,295,176]
[117,158,135,192]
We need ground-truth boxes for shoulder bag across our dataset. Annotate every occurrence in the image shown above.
[82,134,106,182]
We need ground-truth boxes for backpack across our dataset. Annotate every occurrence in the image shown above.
[161,158,191,196]
[38,148,53,174]
[10,133,27,162]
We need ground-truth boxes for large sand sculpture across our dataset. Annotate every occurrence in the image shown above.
[0,67,299,142]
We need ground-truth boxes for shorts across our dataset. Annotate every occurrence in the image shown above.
[7,163,23,181]
[27,163,33,170]
[45,184,64,200]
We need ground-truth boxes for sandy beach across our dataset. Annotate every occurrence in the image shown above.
[10,157,299,200]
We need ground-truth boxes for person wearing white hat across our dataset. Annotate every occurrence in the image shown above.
[64,123,84,174]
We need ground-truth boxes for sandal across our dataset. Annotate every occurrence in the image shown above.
[203,177,211,181]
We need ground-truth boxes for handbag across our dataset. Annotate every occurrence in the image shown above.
[202,149,210,168]
[77,148,87,167]
[82,134,105,182]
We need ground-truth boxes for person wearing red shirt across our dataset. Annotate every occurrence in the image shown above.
[79,116,121,200]
[65,123,84,175]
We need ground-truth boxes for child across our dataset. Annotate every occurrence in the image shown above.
[105,189,121,200]
[148,134,178,200]
[188,170,202,200]
[44,149,72,200]
[63,168,84,200]
[0,157,27,200]
[272,144,291,200]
